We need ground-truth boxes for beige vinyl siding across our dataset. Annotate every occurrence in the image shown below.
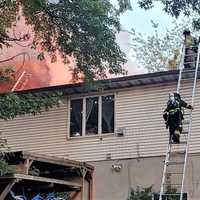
[1,80,200,162]
[0,106,69,156]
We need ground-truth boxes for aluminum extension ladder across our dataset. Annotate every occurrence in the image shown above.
[11,70,31,91]
[159,42,200,200]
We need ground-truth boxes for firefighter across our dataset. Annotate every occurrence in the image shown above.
[168,49,179,70]
[163,92,193,143]
[183,29,198,69]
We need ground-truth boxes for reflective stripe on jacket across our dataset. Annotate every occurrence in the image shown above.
[168,108,180,114]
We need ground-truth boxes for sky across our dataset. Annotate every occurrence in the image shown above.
[113,0,176,75]
[112,0,174,34]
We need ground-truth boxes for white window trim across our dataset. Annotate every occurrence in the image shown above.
[68,93,115,138]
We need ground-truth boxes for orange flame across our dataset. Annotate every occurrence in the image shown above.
[0,13,77,93]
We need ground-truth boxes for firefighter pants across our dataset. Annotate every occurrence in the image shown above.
[168,111,182,142]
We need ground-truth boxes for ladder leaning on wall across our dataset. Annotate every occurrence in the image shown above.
[11,70,31,92]
[159,42,200,200]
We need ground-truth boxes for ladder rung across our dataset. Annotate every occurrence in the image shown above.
[167,161,184,165]
[181,78,194,81]
[170,151,186,155]
[182,120,190,124]
[170,172,184,175]
[170,141,187,145]
[181,131,188,134]
[179,141,187,144]
[161,193,188,199]
[184,61,196,64]
[164,183,182,186]
[184,53,197,57]
[182,68,196,72]
[184,113,191,116]
[186,45,198,48]
[162,193,182,196]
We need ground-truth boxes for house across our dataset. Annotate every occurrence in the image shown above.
[1,69,200,200]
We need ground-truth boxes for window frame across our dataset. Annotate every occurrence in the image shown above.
[68,93,116,139]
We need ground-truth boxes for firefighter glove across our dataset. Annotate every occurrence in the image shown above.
[187,105,193,110]
[165,122,168,129]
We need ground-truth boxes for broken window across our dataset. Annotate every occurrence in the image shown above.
[70,99,82,137]
[102,95,114,133]
[86,97,98,135]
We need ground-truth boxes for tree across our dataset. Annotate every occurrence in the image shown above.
[127,185,178,200]
[127,186,153,200]
[0,0,131,80]
[131,19,200,72]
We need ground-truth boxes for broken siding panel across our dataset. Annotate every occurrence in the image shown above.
[1,81,200,162]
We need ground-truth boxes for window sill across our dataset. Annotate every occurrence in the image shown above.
[67,133,115,140]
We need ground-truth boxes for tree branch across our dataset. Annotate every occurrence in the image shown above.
[0,52,29,64]
[0,33,29,43]
[12,26,32,47]
[0,0,6,9]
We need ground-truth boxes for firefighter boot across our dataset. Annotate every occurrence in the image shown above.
[173,130,180,144]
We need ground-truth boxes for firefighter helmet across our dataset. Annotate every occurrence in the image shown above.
[174,92,181,101]
[183,29,191,35]
[169,93,175,102]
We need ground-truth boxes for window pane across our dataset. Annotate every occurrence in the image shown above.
[86,97,98,135]
[102,95,114,133]
[70,99,82,137]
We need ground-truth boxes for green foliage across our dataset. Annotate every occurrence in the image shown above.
[0,89,62,175]
[0,159,14,175]
[117,0,132,14]
[0,138,14,176]
[0,67,15,82]
[127,186,153,200]
[0,91,62,120]
[56,192,70,200]
[127,185,179,200]
[0,0,132,80]
[166,184,177,194]
[0,0,19,48]
[131,19,200,72]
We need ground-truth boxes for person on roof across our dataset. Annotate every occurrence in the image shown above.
[163,92,193,143]
[183,29,198,69]
[168,49,179,70]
